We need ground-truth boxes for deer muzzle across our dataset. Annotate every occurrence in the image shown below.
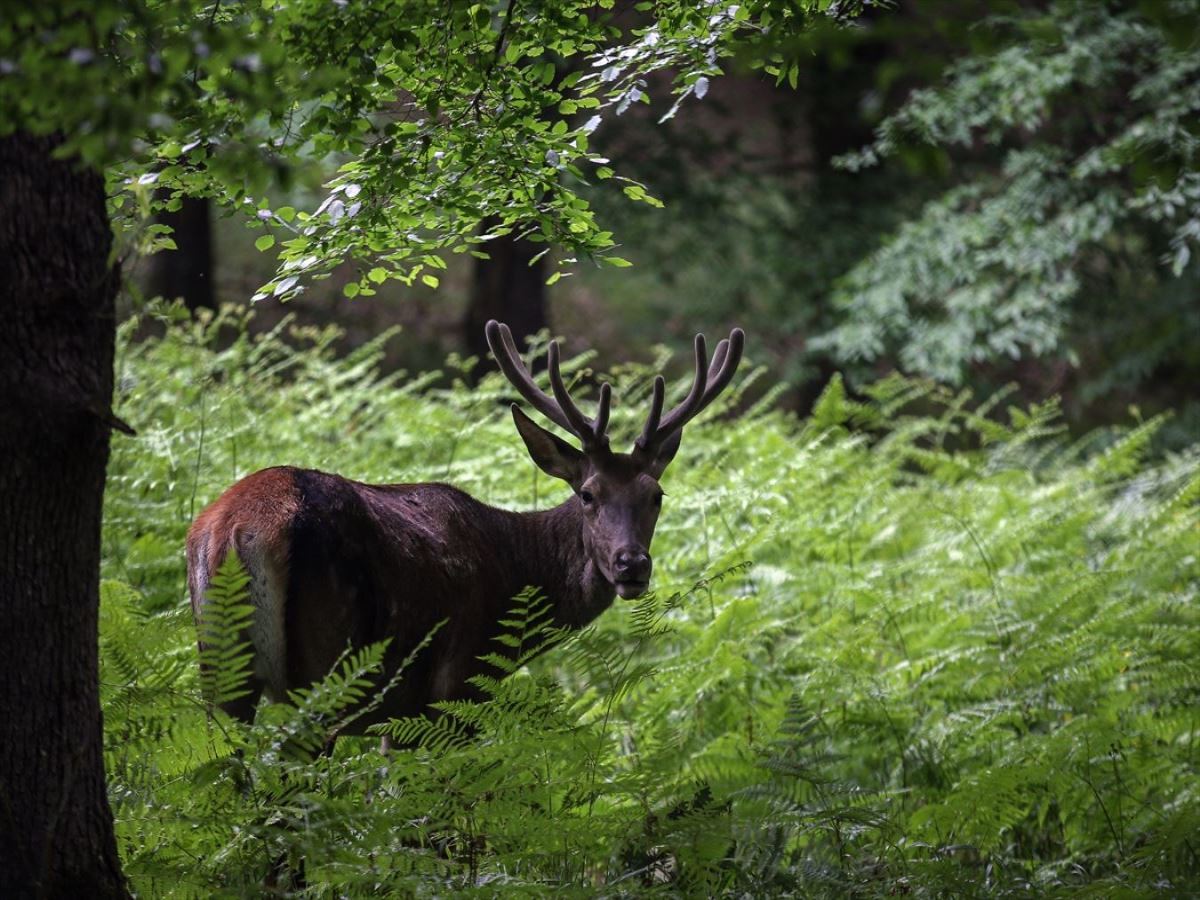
[613,548,652,598]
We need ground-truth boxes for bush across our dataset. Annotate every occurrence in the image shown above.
[101,306,1200,896]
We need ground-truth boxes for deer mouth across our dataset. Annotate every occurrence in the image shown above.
[615,579,649,599]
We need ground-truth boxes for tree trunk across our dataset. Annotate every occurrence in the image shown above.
[463,217,548,364]
[0,134,128,898]
[146,196,215,311]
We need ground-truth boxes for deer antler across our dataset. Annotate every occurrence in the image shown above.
[485,320,612,451]
[635,327,745,457]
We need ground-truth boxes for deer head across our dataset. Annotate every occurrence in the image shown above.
[486,320,744,599]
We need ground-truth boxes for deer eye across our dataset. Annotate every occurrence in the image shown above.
[580,490,595,505]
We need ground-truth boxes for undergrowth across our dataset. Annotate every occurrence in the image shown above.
[100,305,1200,896]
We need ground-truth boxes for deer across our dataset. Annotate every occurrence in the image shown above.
[186,320,744,737]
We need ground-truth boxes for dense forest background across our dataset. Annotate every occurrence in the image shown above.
[1,0,1198,896]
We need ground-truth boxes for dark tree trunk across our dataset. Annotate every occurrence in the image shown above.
[146,196,214,311]
[463,217,547,364]
[0,134,128,898]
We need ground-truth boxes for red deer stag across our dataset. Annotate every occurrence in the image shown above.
[187,321,744,731]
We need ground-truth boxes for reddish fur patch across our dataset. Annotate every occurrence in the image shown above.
[187,467,300,602]
[187,468,302,707]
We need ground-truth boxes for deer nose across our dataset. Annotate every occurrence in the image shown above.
[614,549,651,582]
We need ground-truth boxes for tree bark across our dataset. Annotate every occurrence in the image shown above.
[146,196,214,311]
[0,134,128,898]
[463,217,548,365]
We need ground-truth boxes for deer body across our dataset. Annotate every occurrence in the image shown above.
[187,467,617,730]
[188,321,743,733]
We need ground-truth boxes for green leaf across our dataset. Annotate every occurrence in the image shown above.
[255,234,276,252]
[811,373,849,429]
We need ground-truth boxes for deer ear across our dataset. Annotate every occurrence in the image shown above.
[511,405,586,486]
[643,428,683,479]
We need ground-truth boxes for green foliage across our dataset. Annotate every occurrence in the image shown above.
[0,0,861,299]
[102,307,1200,895]
[818,1,1200,400]
[196,550,256,710]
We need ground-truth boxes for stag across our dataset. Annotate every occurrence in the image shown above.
[187,321,744,731]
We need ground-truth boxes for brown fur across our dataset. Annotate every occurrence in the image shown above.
[186,468,298,597]
[186,465,622,734]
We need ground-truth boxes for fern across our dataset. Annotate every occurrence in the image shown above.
[195,550,255,711]
[98,308,1200,896]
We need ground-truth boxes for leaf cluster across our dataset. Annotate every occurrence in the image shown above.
[2,0,856,301]
[816,1,1200,396]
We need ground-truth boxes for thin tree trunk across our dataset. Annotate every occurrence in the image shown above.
[147,196,214,311]
[463,217,548,363]
[0,134,129,898]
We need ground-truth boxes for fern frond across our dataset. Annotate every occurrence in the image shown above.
[196,550,255,710]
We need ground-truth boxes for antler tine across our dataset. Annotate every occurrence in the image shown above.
[709,338,730,377]
[594,382,612,440]
[485,320,574,434]
[654,333,709,439]
[635,375,666,451]
[547,340,597,442]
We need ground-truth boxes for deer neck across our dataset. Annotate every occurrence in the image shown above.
[503,497,615,629]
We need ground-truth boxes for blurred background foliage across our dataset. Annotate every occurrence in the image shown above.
[120,0,1200,446]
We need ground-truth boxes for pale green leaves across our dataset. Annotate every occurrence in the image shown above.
[820,3,1200,384]
[15,0,853,301]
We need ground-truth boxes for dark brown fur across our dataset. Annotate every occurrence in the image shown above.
[187,466,617,733]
